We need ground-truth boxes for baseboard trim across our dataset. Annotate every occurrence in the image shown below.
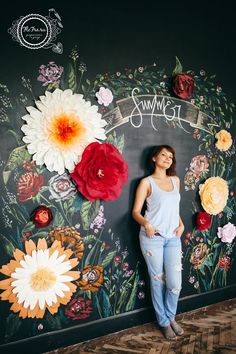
[1,284,236,354]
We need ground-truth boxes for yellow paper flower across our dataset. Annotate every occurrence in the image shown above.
[199,177,229,215]
[21,89,107,175]
[0,239,80,318]
[215,130,232,151]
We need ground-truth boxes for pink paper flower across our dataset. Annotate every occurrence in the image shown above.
[217,222,236,243]
[96,87,113,106]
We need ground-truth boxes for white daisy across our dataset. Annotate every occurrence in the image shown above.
[21,89,107,174]
[0,239,80,318]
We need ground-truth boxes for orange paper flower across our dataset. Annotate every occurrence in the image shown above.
[0,239,80,318]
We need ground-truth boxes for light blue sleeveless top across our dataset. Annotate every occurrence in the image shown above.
[141,176,181,238]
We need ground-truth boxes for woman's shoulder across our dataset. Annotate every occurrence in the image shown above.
[172,175,180,182]
[172,175,180,189]
[138,176,152,189]
[139,176,151,185]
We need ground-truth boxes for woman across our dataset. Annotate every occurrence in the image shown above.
[132,145,184,340]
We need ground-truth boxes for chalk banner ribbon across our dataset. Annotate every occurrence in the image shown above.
[104,88,218,135]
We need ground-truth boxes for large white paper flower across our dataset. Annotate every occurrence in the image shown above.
[21,89,107,174]
[0,238,80,318]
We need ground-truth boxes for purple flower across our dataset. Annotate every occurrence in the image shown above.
[217,222,236,243]
[137,291,145,299]
[90,205,106,230]
[138,280,145,287]
[37,62,64,86]
[122,262,129,271]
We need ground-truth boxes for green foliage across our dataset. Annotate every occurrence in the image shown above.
[106,131,125,154]
[101,250,117,268]
[80,199,100,230]
[66,62,77,92]
[4,314,22,342]
[172,56,183,76]
[0,233,15,258]
[3,145,31,184]
[44,313,62,330]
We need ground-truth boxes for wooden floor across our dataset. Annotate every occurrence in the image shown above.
[47,298,236,354]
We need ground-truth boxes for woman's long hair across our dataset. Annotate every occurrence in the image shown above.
[149,145,176,176]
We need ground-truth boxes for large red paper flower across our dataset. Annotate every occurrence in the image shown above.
[70,142,128,202]
[196,211,211,231]
[173,73,195,99]
[31,205,53,228]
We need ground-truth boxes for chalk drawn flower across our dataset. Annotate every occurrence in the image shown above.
[49,173,77,201]
[76,265,104,292]
[189,155,209,178]
[190,243,209,269]
[65,297,93,320]
[17,172,44,202]
[37,62,64,86]
[218,256,230,271]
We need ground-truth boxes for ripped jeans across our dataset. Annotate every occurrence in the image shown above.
[139,232,182,327]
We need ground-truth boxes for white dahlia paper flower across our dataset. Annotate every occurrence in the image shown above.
[21,89,107,174]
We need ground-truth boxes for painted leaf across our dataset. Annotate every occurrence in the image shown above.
[22,221,35,234]
[101,251,117,268]
[100,288,111,317]
[83,244,97,267]
[125,267,140,311]
[82,235,97,243]
[80,200,100,230]
[30,231,49,239]
[0,233,15,259]
[53,212,64,227]
[4,314,22,342]
[172,56,183,76]
[3,145,31,184]
[67,63,77,92]
[44,313,62,330]
[106,131,124,154]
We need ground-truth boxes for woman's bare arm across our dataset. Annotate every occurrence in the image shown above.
[132,178,158,237]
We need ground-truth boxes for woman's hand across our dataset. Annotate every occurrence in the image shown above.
[144,222,160,238]
[174,224,185,238]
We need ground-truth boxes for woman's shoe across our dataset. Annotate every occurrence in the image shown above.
[170,320,184,336]
[161,324,177,340]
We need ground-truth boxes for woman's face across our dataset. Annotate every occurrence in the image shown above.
[153,148,174,170]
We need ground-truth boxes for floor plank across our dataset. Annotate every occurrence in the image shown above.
[46,298,236,354]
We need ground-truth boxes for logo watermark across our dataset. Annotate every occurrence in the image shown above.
[8,9,63,53]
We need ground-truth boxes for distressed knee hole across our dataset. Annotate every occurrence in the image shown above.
[154,272,165,283]
[145,250,154,256]
[174,264,182,272]
[171,288,181,295]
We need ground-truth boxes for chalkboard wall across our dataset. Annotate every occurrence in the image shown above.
[0,1,236,353]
